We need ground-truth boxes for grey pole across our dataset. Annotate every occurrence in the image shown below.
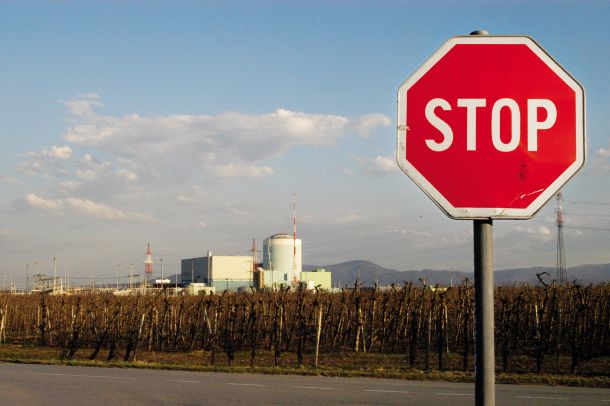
[474,219,494,406]
[469,29,495,406]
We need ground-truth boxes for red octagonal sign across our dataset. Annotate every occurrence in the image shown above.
[397,36,585,219]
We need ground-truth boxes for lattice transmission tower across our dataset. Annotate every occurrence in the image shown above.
[556,192,567,283]
[144,243,153,287]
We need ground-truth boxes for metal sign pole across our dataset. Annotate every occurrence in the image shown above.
[474,219,495,406]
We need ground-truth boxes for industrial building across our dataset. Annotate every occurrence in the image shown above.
[180,233,331,293]
[261,233,302,288]
[300,268,331,290]
[181,251,253,291]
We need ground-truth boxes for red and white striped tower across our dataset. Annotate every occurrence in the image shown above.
[292,193,299,285]
[144,243,153,284]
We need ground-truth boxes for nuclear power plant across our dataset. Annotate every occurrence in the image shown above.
[9,195,332,295]
[176,195,330,293]
[177,195,330,292]
[179,232,330,293]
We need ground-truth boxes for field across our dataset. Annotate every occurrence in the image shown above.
[0,282,609,387]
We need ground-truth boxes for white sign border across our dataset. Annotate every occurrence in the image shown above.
[396,35,586,220]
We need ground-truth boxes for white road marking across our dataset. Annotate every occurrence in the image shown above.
[168,380,200,383]
[516,396,569,400]
[24,371,135,380]
[365,389,410,394]
[435,392,474,396]
[227,383,267,387]
[294,386,333,390]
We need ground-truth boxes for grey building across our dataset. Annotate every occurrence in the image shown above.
[181,256,209,284]
[181,251,253,291]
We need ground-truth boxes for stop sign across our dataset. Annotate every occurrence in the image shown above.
[396,36,585,219]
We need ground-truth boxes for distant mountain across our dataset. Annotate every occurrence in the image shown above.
[494,263,610,285]
[304,260,468,288]
[304,260,610,287]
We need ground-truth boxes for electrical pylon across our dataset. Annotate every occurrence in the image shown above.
[556,192,567,283]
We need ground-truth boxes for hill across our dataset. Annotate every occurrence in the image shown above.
[305,260,610,287]
[303,260,467,287]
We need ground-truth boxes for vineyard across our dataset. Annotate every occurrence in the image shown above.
[0,282,609,376]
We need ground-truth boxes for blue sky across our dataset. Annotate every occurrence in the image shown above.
[1,1,609,286]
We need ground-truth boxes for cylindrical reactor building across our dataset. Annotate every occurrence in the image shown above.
[263,234,302,286]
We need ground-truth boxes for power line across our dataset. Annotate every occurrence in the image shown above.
[563,212,610,218]
[565,226,610,231]
[567,200,610,206]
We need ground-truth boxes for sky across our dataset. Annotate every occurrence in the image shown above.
[1,1,609,287]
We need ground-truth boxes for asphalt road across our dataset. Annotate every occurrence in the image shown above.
[0,362,609,405]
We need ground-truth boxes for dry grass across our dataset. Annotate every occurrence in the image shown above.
[1,344,608,388]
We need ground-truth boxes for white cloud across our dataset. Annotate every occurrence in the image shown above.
[14,94,392,230]
[18,145,143,200]
[212,163,274,178]
[589,142,610,174]
[75,168,98,180]
[0,174,20,184]
[176,195,197,204]
[64,197,129,219]
[387,227,469,252]
[23,145,72,159]
[393,228,431,238]
[537,226,552,235]
[513,224,554,239]
[25,193,63,212]
[298,211,362,226]
[64,108,349,158]
[352,155,399,176]
[22,193,151,222]
[115,169,138,182]
[597,147,610,157]
[42,145,72,159]
[62,93,103,118]
[18,145,73,177]
[334,212,361,224]
[60,95,389,183]
[352,114,391,137]
[58,180,80,192]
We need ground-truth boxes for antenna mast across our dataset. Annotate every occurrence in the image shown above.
[251,238,257,289]
[292,193,297,286]
[251,238,258,263]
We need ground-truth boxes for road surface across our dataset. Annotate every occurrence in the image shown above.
[0,362,609,405]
